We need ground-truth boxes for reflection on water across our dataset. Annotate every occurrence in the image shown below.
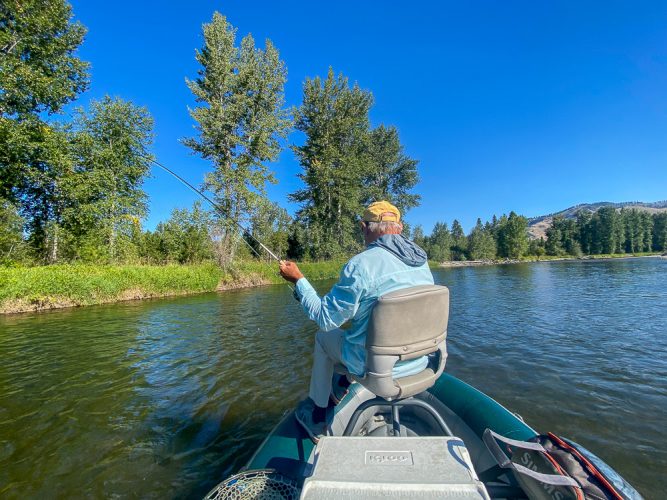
[1,258,665,498]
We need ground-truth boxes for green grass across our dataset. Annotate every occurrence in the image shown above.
[0,260,346,313]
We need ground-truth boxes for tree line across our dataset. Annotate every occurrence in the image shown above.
[2,2,665,268]
[412,207,667,262]
[0,2,418,265]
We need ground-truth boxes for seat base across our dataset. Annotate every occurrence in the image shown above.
[343,396,454,437]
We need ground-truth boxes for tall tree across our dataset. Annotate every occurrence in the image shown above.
[653,213,667,252]
[0,200,25,263]
[427,222,452,262]
[184,12,291,264]
[68,96,154,261]
[467,218,496,260]
[0,0,89,201]
[412,224,427,250]
[595,207,623,254]
[290,68,373,259]
[497,212,528,259]
[576,210,593,255]
[363,125,420,212]
[450,219,467,260]
[20,124,75,262]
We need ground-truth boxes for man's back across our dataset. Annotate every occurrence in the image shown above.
[296,234,434,376]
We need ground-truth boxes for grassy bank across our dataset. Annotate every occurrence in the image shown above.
[0,260,345,315]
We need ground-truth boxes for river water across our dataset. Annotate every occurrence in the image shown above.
[1,258,665,498]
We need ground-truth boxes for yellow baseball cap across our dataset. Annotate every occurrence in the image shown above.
[362,201,401,223]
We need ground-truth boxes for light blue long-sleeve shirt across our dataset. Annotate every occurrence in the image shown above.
[295,245,435,377]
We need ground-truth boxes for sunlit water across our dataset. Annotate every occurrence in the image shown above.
[1,258,665,498]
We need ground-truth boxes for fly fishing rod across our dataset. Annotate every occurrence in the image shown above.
[149,157,299,292]
[149,157,282,262]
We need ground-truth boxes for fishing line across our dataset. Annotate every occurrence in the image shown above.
[148,157,294,290]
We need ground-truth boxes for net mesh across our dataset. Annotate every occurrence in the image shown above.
[204,470,300,500]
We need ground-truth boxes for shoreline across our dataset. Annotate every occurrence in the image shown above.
[437,253,664,268]
[1,254,663,315]
[0,260,344,316]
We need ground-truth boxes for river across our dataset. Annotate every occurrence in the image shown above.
[1,258,665,498]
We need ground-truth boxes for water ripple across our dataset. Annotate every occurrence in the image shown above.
[0,258,665,498]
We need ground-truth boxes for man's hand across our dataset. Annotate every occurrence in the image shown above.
[279,260,304,284]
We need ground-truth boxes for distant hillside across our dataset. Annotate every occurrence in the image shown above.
[528,201,667,239]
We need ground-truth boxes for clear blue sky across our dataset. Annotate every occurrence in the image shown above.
[68,1,667,232]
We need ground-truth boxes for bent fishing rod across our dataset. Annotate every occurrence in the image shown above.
[148,158,282,263]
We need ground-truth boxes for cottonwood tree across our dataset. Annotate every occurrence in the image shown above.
[0,200,25,263]
[184,12,291,265]
[291,68,421,259]
[290,68,373,259]
[0,0,89,200]
[363,125,420,212]
[0,0,89,261]
[68,96,154,262]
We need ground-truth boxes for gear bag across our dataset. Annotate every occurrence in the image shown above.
[482,429,643,500]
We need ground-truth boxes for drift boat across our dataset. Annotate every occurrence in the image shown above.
[205,285,642,499]
[204,373,642,499]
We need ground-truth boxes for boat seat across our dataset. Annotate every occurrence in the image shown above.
[345,285,451,436]
[352,284,449,400]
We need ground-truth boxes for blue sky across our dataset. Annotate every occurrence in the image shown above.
[68,1,667,232]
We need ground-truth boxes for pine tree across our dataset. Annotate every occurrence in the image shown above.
[497,212,528,259]
[467,218,496,260]
[653,213,667,252]
[545,217,564,256]
[450,219,467,260]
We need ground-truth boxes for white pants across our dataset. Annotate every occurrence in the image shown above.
[309,329,347,408]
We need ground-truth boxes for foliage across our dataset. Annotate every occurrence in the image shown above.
[67,96,154,262]
[467,218,496,260]
[0,0,89,202]
[424,222,452,262]
[363,125,420,211]
[245,198,291,260]
[496,212,529,259]
[0,0,89,118]
[290,68,420,259]
[0,200,26,264]
[290,68,372,259]
[142,202,215,264]
[183,12,291,264]
[0,260,346,313]
[450,219,468,260]
[0,264,222,311]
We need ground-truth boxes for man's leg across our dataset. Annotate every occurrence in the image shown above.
[309,328,345,409]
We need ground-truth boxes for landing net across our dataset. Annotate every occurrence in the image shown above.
[203,469,300,500]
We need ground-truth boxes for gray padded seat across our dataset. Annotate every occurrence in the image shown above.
[351,285,449,400]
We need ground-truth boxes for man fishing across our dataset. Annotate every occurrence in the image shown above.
[279,200,435,442]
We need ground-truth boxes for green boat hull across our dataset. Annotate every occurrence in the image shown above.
[244,373,536,480]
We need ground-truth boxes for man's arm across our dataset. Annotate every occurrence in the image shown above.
[280,260,365,332]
